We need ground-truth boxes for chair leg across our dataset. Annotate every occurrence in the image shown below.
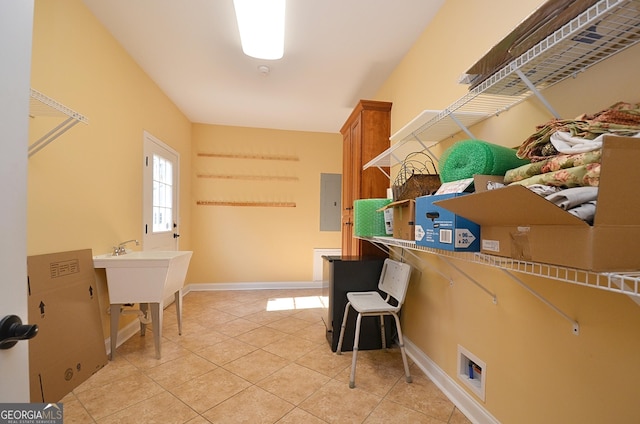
[392,312,412,383]
[349,312,363,389]
[380,315,386,349]
[336,302,351,355]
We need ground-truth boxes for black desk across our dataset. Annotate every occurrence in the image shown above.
[322,256,394,352]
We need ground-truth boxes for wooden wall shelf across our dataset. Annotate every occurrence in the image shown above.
[197,153,299,161]
[196,201,296,207]
[196,174,298,182]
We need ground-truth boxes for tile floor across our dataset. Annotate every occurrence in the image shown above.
[62,288,472,423]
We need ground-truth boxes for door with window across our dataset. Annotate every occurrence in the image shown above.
[143,131,180,251]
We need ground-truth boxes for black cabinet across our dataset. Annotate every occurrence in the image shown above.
[322,255,394,352]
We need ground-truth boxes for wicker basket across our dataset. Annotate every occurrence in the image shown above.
[392,174,442,201]
[392,152,442,201]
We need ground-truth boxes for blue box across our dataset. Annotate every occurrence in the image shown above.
[415,193,481,251]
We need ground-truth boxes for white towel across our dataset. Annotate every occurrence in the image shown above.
[527,184,562,197]
[550,130,640,154]
[567,201,597,224]
[550,131,604,154]
[545,186,598,210]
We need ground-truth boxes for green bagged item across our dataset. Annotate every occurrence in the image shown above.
[353,198,391,237]
[440,139,530,183]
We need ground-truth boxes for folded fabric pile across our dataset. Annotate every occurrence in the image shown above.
[505,102,640,191]
[516,101,640,161]
[500,102,640,224]
[504,149,602,187]
[545,186,599,224]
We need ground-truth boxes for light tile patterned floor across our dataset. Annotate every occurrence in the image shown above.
[62,289,472,423]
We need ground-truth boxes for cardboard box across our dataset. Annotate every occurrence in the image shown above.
[434,136,640,271]
[415,193,481,251]
[378,199,415,240]
[27,249,108,402]
[463,0,598,88]
[473,174,504,192]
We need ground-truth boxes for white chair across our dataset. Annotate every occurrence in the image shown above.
[336,258,412,388]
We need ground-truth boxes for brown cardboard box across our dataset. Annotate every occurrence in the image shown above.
[472,174,504,192]
[378,199,415,240]
[27,249,108,402]
[435,136,640,272]
[463,0,598,88]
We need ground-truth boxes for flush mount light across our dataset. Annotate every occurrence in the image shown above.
[233,0,286,60]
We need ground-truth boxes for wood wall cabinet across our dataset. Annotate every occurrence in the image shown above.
[340,100,392,257]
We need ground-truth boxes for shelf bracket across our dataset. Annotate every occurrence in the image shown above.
[604,273,640,308]
[373,165,391,179]
[440,257,497,304]
[367,239,391,256]
[390,150,404,167]
[413,135,440,163]
[501,269,579,335]
[389,244,453,284]
[389,137,435,167]
[447,112,476,140]
[514,69,561,119]
[28,117,80,157]
[28,88,89,158]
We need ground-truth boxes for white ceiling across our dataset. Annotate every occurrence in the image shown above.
[82,0,444,133]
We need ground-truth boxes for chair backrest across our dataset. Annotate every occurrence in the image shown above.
[378,259,412,305]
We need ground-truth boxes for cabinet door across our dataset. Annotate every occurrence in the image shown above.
[342,115,363,256]
[342,126,353,221]
[349,117,362,200]
[341,126,353,255]
[341,213,353,256]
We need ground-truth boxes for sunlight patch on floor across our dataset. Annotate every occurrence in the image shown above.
[266,295,328,311]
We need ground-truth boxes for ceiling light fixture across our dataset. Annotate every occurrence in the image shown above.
[233,0,286,60]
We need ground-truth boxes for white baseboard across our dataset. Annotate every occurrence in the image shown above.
[104,318,142,356]
[405,338,500,424]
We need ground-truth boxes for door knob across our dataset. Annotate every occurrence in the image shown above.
[0,315,38,350]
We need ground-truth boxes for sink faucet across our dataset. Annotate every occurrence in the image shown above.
[112,239,139,256]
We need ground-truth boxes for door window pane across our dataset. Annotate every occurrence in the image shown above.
[152,154,173,232]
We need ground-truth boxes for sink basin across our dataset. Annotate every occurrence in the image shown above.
[93,250,193,304]
[93,250,193,360]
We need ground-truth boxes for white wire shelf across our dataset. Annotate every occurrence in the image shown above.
[28,88,89,157]
[366,0,640,171]
[361,236,640,299]
[363,110,490,169]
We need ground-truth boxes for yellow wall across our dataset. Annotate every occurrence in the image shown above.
[29,0,192,256]
[376,0,640,422]
[190,124,342,283]
[29,0,193,335]
[28,1,341,335]
[27,0,640,421]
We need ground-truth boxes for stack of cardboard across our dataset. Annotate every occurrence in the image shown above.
[27,249,108,402]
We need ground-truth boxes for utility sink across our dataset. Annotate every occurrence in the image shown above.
[93,250,193,360]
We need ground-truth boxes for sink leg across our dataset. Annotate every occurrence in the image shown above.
[175,290,183,336]
[109,304,121,360]
[150,303,162,359]
[139,303,148,336]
